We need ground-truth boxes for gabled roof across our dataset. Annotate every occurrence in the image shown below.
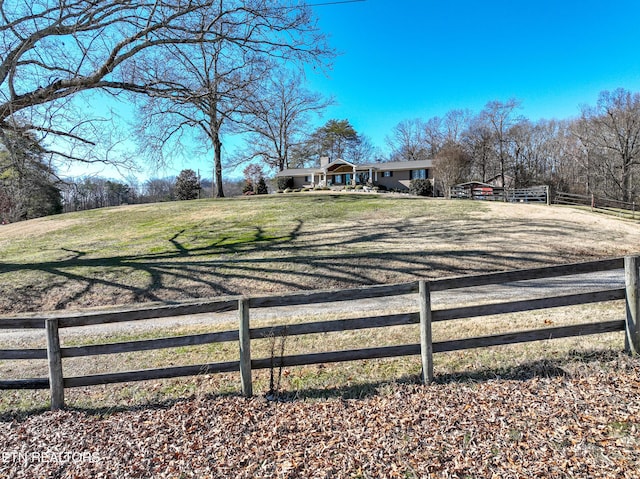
[325,158,356,169]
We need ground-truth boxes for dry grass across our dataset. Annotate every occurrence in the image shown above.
[1,196,640,314]
[0,294,629,414]
[1,196,639,413]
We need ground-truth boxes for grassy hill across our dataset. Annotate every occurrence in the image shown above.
[1,193,640,314]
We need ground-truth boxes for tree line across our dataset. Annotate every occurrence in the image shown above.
[57,170,255,213]
[382,90,640,203]
[250,88,640,205]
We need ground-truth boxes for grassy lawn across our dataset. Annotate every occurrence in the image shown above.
[1,193,640,414]
[1,193,639,314]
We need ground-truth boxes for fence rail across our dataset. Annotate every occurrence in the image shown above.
[1,256,639,410]
[555,191,638,219]
[450,185,549,204]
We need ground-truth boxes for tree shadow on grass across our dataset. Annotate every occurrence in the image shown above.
[0,212,597,313]
[267,350,634,402]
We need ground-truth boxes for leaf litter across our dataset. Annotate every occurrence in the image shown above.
[0,356,638,478]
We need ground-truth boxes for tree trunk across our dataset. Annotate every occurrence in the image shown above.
[213,133,224,198]
[622,158,632,204]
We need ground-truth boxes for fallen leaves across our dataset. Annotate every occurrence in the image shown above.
[0,358,638,478]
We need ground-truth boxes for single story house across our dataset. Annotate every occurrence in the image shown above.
[275,157,433,191]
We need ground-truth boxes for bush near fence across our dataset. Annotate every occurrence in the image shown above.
[1,257,639,411]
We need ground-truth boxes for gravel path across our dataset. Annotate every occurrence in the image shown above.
[0,269,625,348]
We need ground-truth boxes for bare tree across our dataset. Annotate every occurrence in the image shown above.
[462,116,495,182]
[1,0,331,180]
[386,119,429,161]
[479,99,523,187]
[236,72,333,172]
[133,3,332,197]
[576,88,640,202]
[433,141,471,197]
[442,109,472,144]
[0,1,225,164]
[423,116,445,157]
[144,178,176,203]
[135,36,266,198]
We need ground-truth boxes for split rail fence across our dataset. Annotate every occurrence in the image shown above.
[1,257,639,410]
[555,191,639,219]
[450,185,550,204]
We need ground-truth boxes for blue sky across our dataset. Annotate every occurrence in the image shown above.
[63,0,640,181]
[304,0,640,151]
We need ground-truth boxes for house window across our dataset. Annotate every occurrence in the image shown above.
[334,174,342,184]
[411,169,428,180]
[344,173,351,184]
[382,171,393,177]
[304,176,310,182]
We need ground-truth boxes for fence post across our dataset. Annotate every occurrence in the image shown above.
[45,319,64,410]
[545,185,550,206]
[238,298,253,397]
[624,256,640,355]
[419,280,434,384]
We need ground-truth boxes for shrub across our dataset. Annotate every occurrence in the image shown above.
[242,179,254,195]
[256,177,269,195]
[277,176,294,190]
[355,185,363,190]
[409,179,433,197]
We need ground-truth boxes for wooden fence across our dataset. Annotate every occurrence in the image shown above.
[1,256,639,410]
[555,191,638,219]
[450,185,549,204]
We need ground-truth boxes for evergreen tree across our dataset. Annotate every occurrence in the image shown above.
[174,169,201,200]
[0,131,62,222]
[256,177,268,195]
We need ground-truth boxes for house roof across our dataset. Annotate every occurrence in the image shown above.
[360,159,433,171]
[276,158,434,177]
[326,158,356,169]
[453,181,493,188]
[276,167,318,177]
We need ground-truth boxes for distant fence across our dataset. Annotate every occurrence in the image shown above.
[450,185,549,204]
[555,191,638,219]
[1,257,639,410]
